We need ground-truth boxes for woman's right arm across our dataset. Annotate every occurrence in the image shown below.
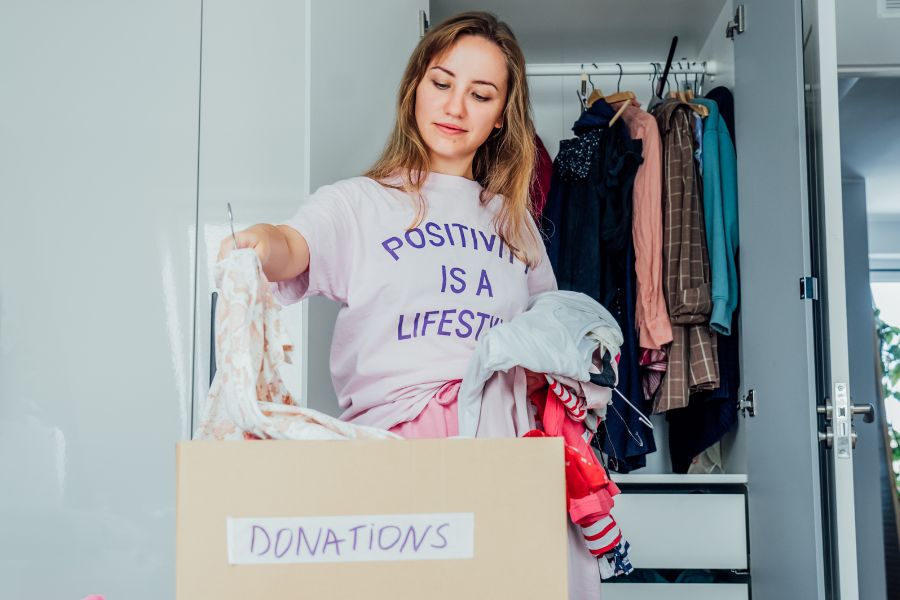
[217,223,310,282]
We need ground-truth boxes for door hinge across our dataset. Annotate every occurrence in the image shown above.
[739,389,757,417]
[800,276,819,300]
[726,4,746,39]
[419,9,430,37]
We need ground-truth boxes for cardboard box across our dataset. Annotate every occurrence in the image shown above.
[176,437,567,599]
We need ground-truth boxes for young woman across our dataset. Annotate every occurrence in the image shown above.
[218,11,556,438]
[218,12,600,596]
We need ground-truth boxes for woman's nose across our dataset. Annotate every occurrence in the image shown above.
[443,89,466,119]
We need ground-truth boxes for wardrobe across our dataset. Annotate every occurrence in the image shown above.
[1,0,863,598]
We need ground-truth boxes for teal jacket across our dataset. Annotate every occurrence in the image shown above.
[693,97,739,335]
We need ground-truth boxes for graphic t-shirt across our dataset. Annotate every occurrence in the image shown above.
[272,171,558,431]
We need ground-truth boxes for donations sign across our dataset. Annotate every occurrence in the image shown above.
[176,438,567,599]
[227,513,475,564]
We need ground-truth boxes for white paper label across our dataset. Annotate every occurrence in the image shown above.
[226,513,475,565]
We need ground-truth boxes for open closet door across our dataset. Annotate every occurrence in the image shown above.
[802,0,865,597]
[730,0,840,597]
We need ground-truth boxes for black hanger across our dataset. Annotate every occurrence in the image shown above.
[649,36,679,109]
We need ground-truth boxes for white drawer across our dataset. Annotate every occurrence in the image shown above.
[613,493,747,569]
[604,583,749,600]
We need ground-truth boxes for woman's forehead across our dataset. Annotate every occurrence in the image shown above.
[429,37,507,87]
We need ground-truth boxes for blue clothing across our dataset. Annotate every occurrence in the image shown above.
[691,97,739,335]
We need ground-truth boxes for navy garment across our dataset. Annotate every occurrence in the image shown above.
[667,309,741,473]
[543,99,656,473]
[705,87,736,144]
[668,87,741,473]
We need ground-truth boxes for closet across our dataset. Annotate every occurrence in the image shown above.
[1,0,857,598]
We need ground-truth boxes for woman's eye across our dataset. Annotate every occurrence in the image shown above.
[432,80,450,90]
[473,93,489,102]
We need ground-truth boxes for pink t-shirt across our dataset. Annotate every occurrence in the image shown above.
[272,171,558,431]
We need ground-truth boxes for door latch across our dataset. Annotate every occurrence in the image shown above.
[817,385,875,452]
[419,9,430,37]
[739,389,756,417]
[800,276,819,300]
[726,4,746,39]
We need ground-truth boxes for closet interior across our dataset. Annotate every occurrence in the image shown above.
[431,0,752,596]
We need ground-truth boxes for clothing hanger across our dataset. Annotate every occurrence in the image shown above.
[607,400,645,448]
[577,64,590,111]
[227,202,238,250]
[648,63,659,105]
[545,373,654,431]
[587,373,655,429]
[666,65,709,117]
[585,63,635,125]
[586,63,605,108]
[603,63,637,106]
[608,101,630,126]
[698,61,707,96]
[648,36,678,109]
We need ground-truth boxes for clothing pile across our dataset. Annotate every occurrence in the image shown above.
[458,290,634,580]
[194,249,398,441]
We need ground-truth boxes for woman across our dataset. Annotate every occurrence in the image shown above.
[218,12,600,597]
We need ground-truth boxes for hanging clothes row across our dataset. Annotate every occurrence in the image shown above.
[533,83,740,474]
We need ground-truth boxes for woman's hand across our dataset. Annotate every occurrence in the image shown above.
[216,223,310,283]
[217,225,272,264]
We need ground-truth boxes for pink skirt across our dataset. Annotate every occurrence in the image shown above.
[389,380,461,438]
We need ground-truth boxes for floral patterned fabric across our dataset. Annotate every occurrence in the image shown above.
[194,249,399,441]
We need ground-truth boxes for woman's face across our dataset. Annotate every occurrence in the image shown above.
[415,35,508,178]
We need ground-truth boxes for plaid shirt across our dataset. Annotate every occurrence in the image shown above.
[650,101,719,412]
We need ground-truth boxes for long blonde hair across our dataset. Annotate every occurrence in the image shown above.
[363,11,541,268]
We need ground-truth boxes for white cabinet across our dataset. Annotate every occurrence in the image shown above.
[614,493,747,570]
[0,1,200,597]
[605,583,749,600]
[193,0,311,421]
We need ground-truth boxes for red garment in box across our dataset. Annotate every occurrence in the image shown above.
[526,385,624,557]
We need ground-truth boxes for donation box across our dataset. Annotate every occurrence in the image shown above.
[176,437,567,599]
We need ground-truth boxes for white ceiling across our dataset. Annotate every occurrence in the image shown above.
[839,76,900,215]
[430,0,727,63]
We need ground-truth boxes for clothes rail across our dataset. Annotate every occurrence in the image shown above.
[525,61,715,77]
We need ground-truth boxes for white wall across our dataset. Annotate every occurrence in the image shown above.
[0,2,200,597]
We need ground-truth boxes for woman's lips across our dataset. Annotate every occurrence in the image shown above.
[435,123,466,135]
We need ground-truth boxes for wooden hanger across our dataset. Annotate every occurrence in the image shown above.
[585,88,632,126]
[667,90,709,117]
[587,88,636,109]
[608,100,630,126]
[604,90,636,105]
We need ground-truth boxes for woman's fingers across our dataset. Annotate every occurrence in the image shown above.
[217,230,257,261]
